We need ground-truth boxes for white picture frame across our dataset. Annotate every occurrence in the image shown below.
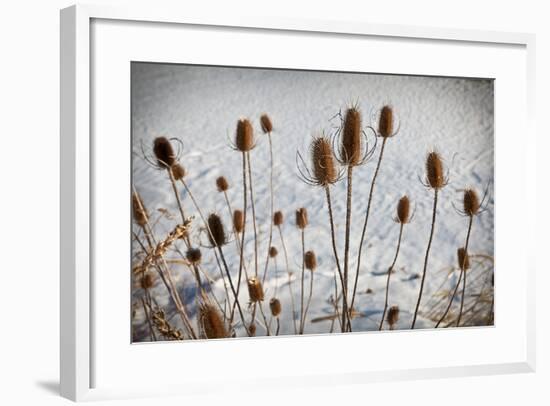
[60,4,536,402]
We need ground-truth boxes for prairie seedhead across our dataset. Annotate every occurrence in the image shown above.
[132,192,148,227]
[270,298,282,317]
[423,151,449,190]
[295,207,308,229]
[304,250,317,271]
[377,105,399,138]
[199,303,228,339]
[207,213,227,248]
[140,272,155,290]
[185,247,202,265]
[153,136,177,168]
[269,246,278,258]
[152,309,184,340]
[387,306,400,330]
[273,211,284,226]
[454,186,491,217]
[171,163,186,180]
[247,277,264,303]
[248,322,257,336]
[297,134,342,187]
[216,176,229,192]
[334,106,377,167]
[233,209,244,234]
[395,195,414,224]
[260,113,273,134]
[457,247,470,271]
[233,118,255,152]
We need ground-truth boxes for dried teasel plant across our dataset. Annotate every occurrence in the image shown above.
[295,207,309,334]
[300,250,317,334]
[185,247,202,265]
[387,305,400,330]
[379,195,411,330]
[216,176,229,192]
[269,246,278,258]
[270,297,282,335]
[132,191,149,227]
[199,302,228,339]
[351,105,399,329]
[412,151,449,329]
[233,209,245,234]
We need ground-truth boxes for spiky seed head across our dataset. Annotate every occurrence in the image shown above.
[304,250,317,271]
[296,207,308,229]
[235,118,254,152]
[311,136,337,186]
[248,322,257,336]
[199,303,227,339]
[260,114,273,134]
[140,272,155,290]
[269,298,282,317]
[247,277,264,302]
[153,137,176,168]
[186,247,202,264]
[273,211,284,226]
[171,163,186,180]
[341,107,362,166]
[426,151,445,189]
[397,195,410,224]
[216,176,229,192]
[207,213,226,247]
[378,105,394,138]
[269,246,278,258]
[233,209,244,233]
[387,305,400,327]
[457,247,470,271]
[463,188,480,216]
[132,192,148,226]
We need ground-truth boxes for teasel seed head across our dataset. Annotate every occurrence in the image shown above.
[396,195,411,224]
[457,247,470,271]
[341,107,362,166]
[171,163,186,180]
[269,298,282,317]
[296,207,308,229]
[378,105,395,138]
[207,213,226,247]
[463,188,480,216]
[233,209,244,233]
[140,272,155,290]
[235,118,254,152]
[273,210,284,226]
[216,176,229,192]
[387,305,400,328]
[153,136,176,168]
[247,277,264,302]
[426,151,445,189]
[269,246,278,258]
[311,136,338,186]
[248,322,257,336]
[199,303,227,339]
[260,113,273,134]
[186,247,202,264]
[304,250,317,271]
[132,192,148,227]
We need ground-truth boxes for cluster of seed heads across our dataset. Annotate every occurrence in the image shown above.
[152,309,183,340]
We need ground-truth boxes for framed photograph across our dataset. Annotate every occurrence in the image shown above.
[60,4,536,402]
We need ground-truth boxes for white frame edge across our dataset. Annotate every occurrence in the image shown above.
[60,3,536,402]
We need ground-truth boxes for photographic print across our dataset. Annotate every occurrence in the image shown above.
[131,62,494,342]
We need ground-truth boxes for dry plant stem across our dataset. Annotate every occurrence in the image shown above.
[262,134,275,284]
[238,152,248,304]
[141,296,157,341]
[342,166,354,332]
[217,246,249,335]
[379,223,404,330]
[351,137,388,320]
[411,188,439,329]
[246,152,259,277]
[301,271,315,334]
[275,318,280,336]
[223,191,249,280]
[299,229,306,334]
[278,225,298,334]
[457,216,474,327]
[434,271,463,327]
[324,187,349,331]
[168,168,188,228]
[258,302,271,336]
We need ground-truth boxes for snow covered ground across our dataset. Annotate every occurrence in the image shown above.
[131,62,494,341]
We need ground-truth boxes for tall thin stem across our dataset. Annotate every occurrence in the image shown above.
[324,187,350,332]
[411,188,439,328]
[262,134,275,284]
[299,229,306,334]
[278,225,297,334]
[246,152,259,277]
[343,166,353,332]
[436,215,473,327]
[351,137,387,318]
[301,270,315,334]
[379,223,404,330]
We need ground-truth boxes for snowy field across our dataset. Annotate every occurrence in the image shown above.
[131,62,494,341]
